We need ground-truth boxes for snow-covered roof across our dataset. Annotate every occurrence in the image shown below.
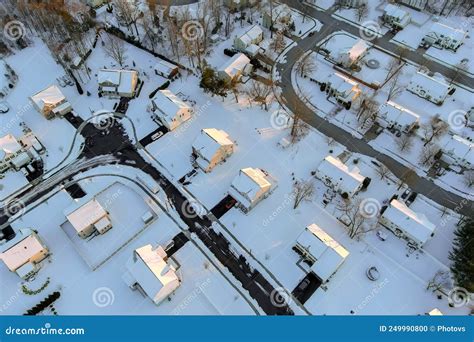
[219,53,251,79]
[317,156,365,195]
[126,245,180,305]
[443,135,474,165]
[30,85,66,112]
[0,134,22,157]
[428,22,466,42]
[408,72,450,99]
[192,128,233,163]
[342,39,369,61]
[154,59,178,77]
[269,4,293,20]
[229,168,271,208]
[382,199,436,246]
[383,4,409,20]
[152,90,191,126]
[296,224,349,282]
[327,73,360,99]
[65,199,108,235]
[98,69,138,95]
[428,308,443,316]
[380,101,419,128]
[0,229,46,272]
[238,24,263,46]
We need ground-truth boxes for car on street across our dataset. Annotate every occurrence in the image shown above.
[405,192,418,206]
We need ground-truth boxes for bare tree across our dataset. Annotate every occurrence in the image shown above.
[247,80,273,110]
[463,170,474,188]
[337,199,374,239]
[293,180,315,209]
[376,164,391,180]
[397,168,417,190]
[447,61,468,86]
[419,143,439,167]
[386,70,403,101]
[396,133,414,152]
[356,4,369,22]
[114,0,142,37]
[269,31,286,54]
[295,54,316,78]
[421,115,449,146]
[103,34,127,66]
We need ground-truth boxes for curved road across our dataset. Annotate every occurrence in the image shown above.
[276,1,474,217]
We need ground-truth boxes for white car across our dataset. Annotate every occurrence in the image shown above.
[0,102,9,113]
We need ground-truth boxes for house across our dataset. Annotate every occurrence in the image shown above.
[407,72,453,105]
[263,4,294,31]
[0,229,49,279]
[192,128,234,172]
[398,0,427,11]
[123,244,180,305]
[65,199,112,239]
[335,39,369,69]
[422,23,466,51]
[218,53,252,83]
[441,135,474,168]
[151,90,193,131]
[293,224,349,283]
[338,0,367,8]
[233,24,264,51]
[316,155,367,197]
[228,168,272,212]
[0,134,32,174]
[98,69,138,98]
[154,59,179,79]
[30,85,72,120]
[427,308,443,315]
[382,4,411,30]
[380,199,436,247]
[322,73,361,109]
[378,101,420,133]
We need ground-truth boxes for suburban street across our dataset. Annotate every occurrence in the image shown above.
[276,0,474,216]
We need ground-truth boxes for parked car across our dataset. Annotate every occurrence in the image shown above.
[0,101,9,113]
[223,48,238,57]
[401,189,411,200]
[405,192,418,206]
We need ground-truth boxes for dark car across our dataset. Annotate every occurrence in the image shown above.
[401,189,411,199]
[405,192,418,206]
[223,48,238,57]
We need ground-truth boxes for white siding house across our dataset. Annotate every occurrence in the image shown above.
[262,4,294,31]
[233,24,264,51]
[123,245,180,305]
[98,69,138,98]
[407,72,453,105]
[154,59,179,79]
[382,4,411,30]
[229,168,272,212]
[323,73,361,108]
[335,39,369,68]
[151,90,193,131]
[380,199,436,247]
[422,23,467,51]
[192,128,234,172]
[293,224,349,283]
[0,134,32,174]
[218,53,252,83]
[30,85,72,119]
[65,199,112,239]
[316,156,366,197]
[378,101,420,133]
[441,135,474,168]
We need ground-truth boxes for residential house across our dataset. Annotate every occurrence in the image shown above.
[98,69,138,98]
[0,134,32,174]
[263,4,294,31]
[218,53,252,83]
[378,101,420,133]
[293,224,349,283]
[398,0,427,11]
[382,4,411,30]
[316,155,367,197]
[380,199,436,247]
[427,308,443,315]
[441,135,474,168]
[123,244,180,305]
[335,39,369,69]
[192,128,234,172]
[151,90,193,131]
[233,24,264,52]
[407,71,453,105]
[65,199,112,239]
[322,73,361,109]
[0,229,49,279]
[228,168,272,212]
[30,85,72,120]
[422,23,467,51]
[154,59,179,79]
[338,0,368,8]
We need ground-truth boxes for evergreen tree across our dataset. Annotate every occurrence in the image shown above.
[449,217,474,292]
[199,67,228,98]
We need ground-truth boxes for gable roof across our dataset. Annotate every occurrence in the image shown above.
[152,90,191,125]
[192,128,233,162]
[408,72,450,99]
[230,168,271,207]
[0,229,46,271]
[65,199,108,234]
[443,135,474,165]
[30,85,66,111]
[219,53,251,78]
[317,156,365,195]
